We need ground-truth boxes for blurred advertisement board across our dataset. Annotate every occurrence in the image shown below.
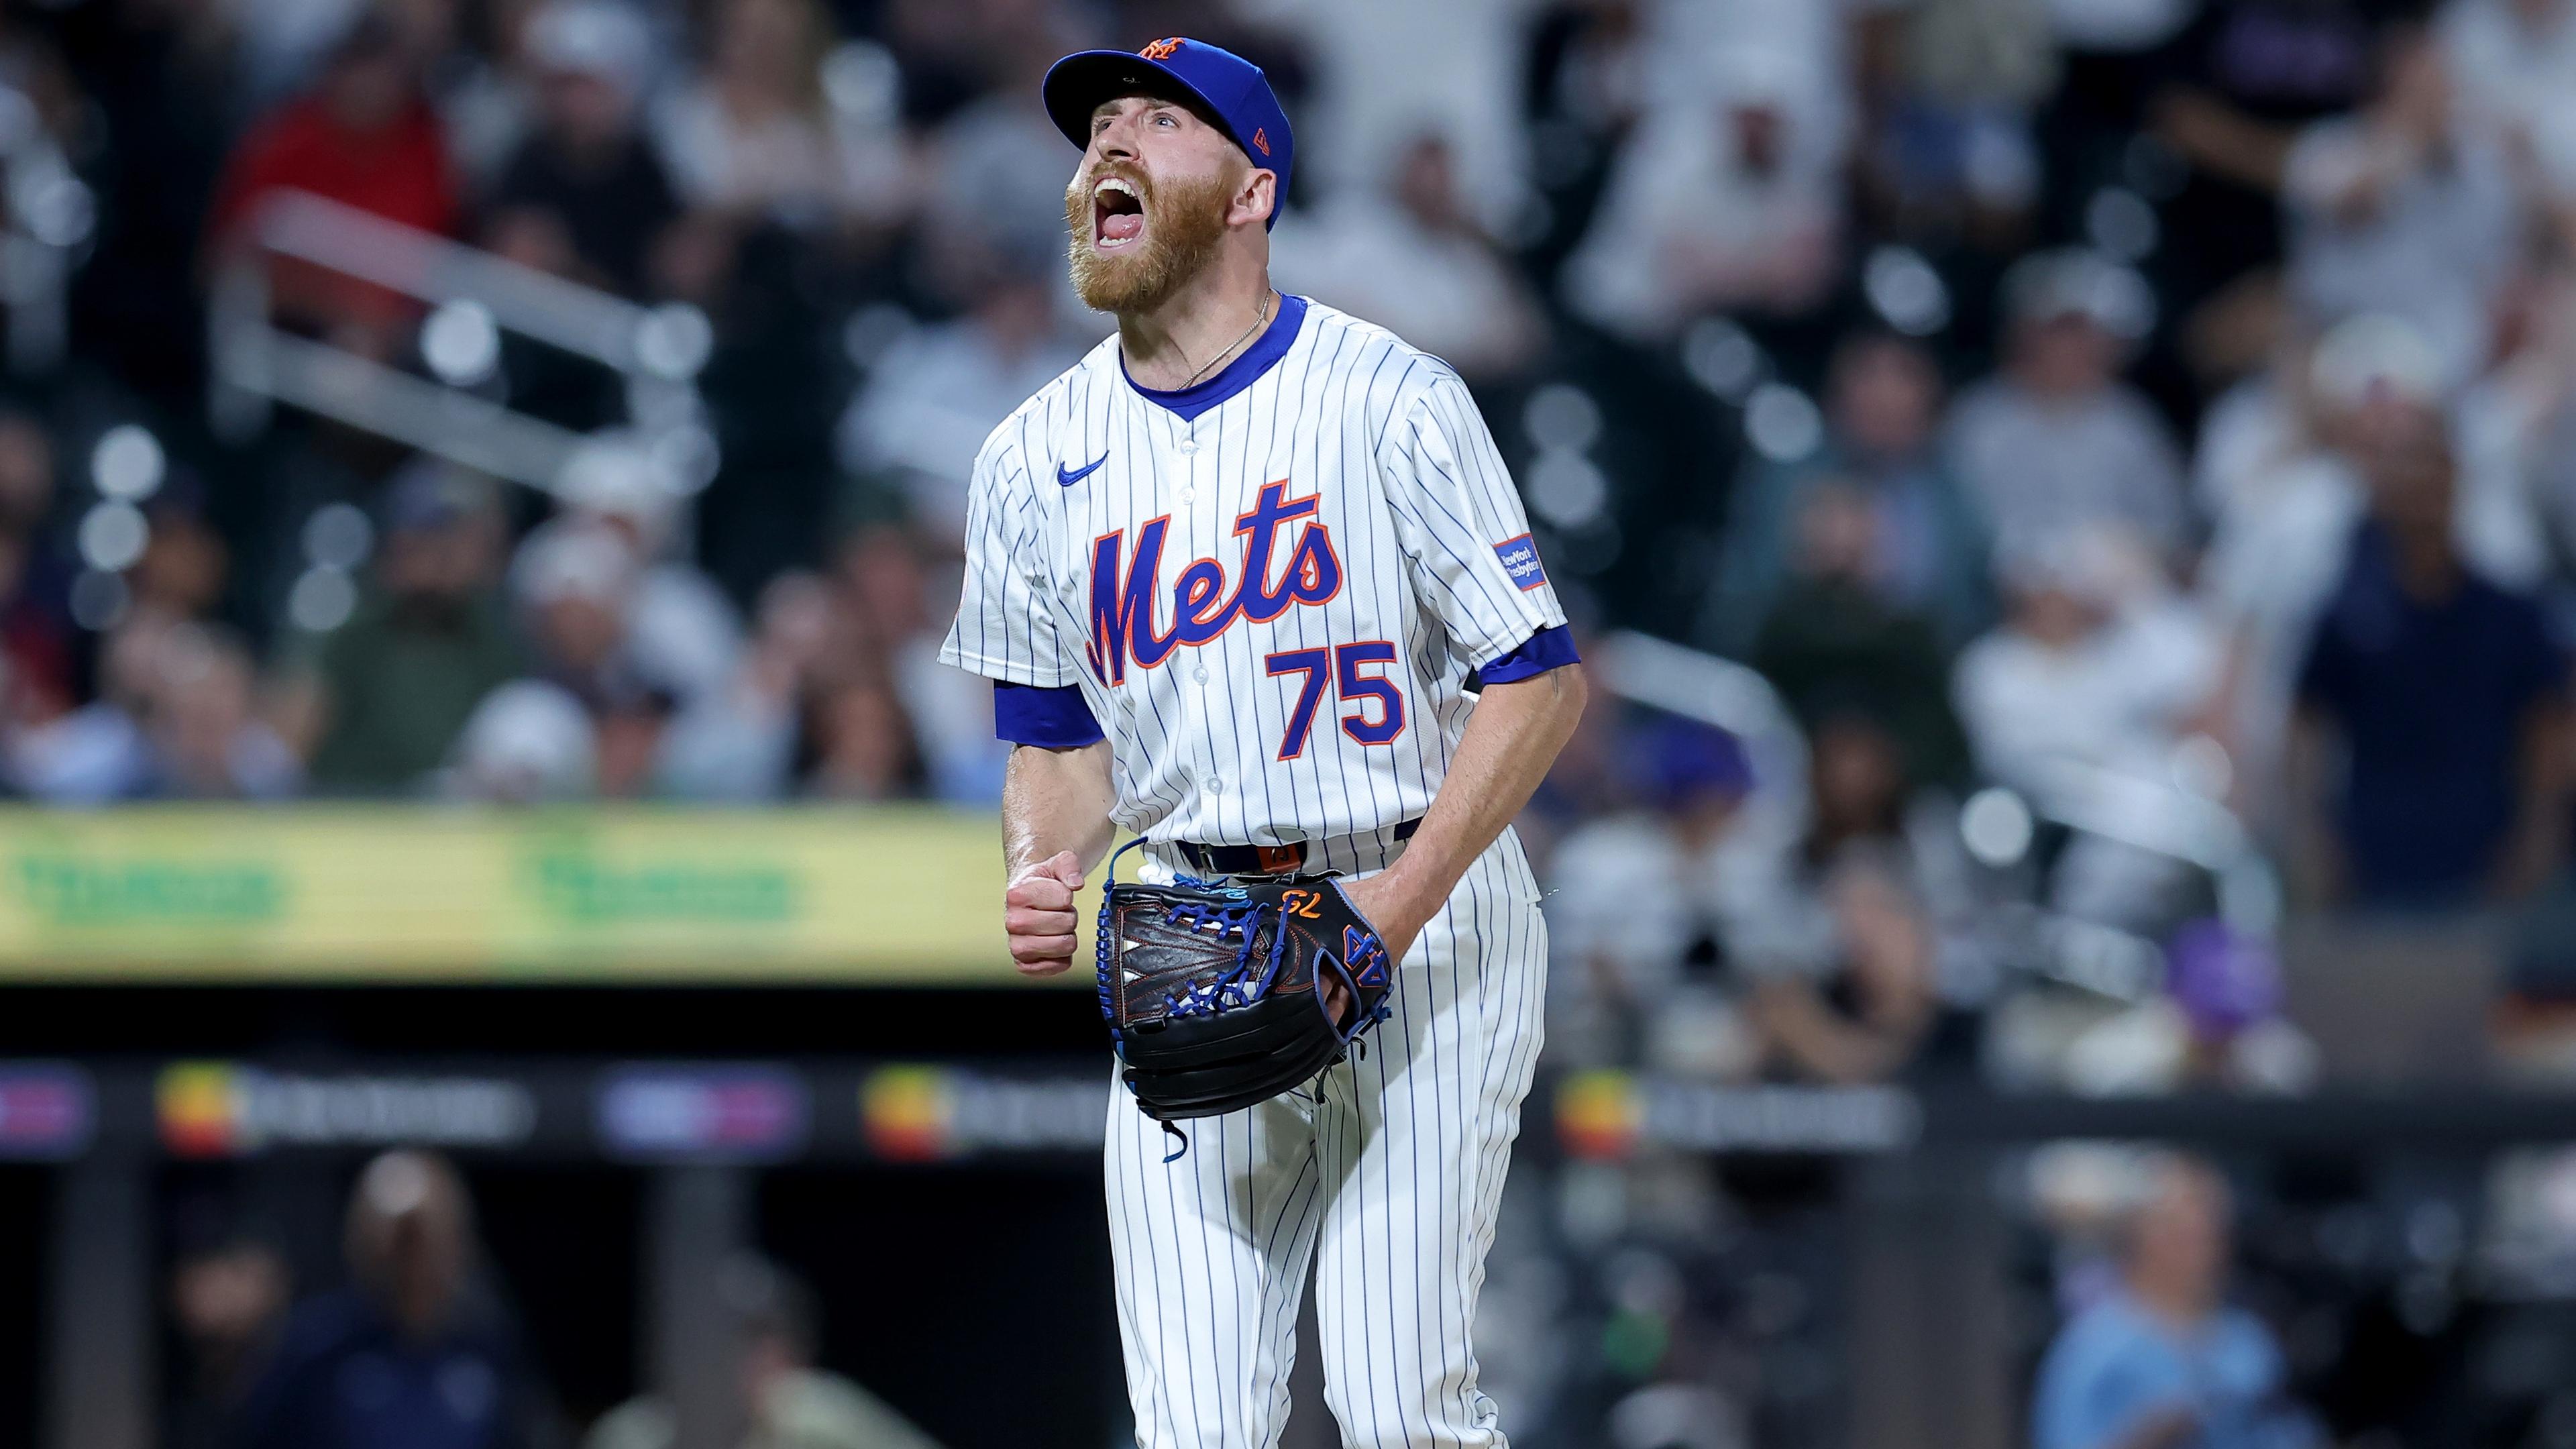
[0,1062,93,1159]
[596,1064,809,1163]
[1555,1071,1922,1160]
[0,806,1070,983]
[156,1061,537,1158]
[858,1065,1109,1162]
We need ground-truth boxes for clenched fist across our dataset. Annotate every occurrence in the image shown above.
[1004,850,1086,975]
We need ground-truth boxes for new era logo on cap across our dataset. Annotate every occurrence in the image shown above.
[1494,535,1547,590]
[1251,127,1271,156]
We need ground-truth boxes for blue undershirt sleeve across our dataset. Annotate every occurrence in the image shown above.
[992,682,1106,747]
[1474,625,1580,685]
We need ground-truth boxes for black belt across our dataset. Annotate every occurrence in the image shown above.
[1176,818,1420,877]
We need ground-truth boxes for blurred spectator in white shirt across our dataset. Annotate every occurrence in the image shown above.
[1544,713,1767,1075]
[652,0,912,233]
[655,571,834,801]
[1955,527,2224,926]
[2439,0,2576,199]
[2453,253,2576,592]
[1955,527,2222,799]
[1238,0,1540,225]
[1943,250,2188,558]
[513,517,642,695]
[512,517,686,796]
[836,270,1089,545]
[553,434,743,705]
[1563,42,1847,341]
[919,29,1089,319]
[1273,132,1547,384]
[2282,24,2518,393]
[444,678,600,802]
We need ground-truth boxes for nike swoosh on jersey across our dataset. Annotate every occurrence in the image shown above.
[1058,453,1110,487]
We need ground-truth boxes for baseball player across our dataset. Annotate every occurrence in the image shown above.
[938,37,1588,1448]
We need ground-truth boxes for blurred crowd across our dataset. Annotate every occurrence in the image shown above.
[11,0,2576,1444]
[0,0,2567,898]
[0,0,2565,917]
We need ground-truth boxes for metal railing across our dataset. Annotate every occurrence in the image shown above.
[1591,627,2283,1008]
[0,80,91,377]
[207,189,716,498]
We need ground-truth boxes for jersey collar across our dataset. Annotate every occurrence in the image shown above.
[1120,293,1310,423]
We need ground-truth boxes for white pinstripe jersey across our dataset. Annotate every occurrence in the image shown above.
[938,297,1568,847]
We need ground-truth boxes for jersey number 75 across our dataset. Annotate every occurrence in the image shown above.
[1263,642,1407,760]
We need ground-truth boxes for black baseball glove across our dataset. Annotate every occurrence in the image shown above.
[1095,842,1396,1147]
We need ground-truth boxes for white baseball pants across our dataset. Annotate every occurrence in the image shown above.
[1106,831,1549,1448]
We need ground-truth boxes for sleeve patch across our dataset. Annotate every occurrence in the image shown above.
[1493,534,1548,590]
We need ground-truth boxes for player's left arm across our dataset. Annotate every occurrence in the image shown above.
[1338,362,1588,959]
[1337,662,1585,962]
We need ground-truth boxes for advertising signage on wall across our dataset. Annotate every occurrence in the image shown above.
[156,1062,540,1158]
[0,806,1089,983]
[596,1065,811,1163]
[0,1063,93,1160]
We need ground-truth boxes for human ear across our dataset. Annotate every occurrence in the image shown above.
[1233,168,1276,228]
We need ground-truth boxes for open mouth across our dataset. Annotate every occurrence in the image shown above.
[1092,178,1145,250]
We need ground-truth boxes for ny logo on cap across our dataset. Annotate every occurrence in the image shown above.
[1139,36,1183,60]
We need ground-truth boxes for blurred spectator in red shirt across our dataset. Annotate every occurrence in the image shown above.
[206,13,462,339]
[0,413,78,724]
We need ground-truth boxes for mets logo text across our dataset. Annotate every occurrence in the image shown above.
[1088,480,1342,684]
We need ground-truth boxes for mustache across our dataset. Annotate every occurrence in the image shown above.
[1069,162,1155,210]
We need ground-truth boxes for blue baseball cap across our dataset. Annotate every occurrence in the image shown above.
[1042,37,1293,229]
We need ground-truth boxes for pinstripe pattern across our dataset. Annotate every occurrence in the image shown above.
[937,300,1567,849]
[1106,837,1548,1448]
[944,298,1562,1445]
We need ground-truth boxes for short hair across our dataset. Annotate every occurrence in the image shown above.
[2108,1150,2228,1263]
[719,1254,822,1360]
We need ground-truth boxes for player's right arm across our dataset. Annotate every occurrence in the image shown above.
[1001,741,1115,975]
[938,415,1119,976]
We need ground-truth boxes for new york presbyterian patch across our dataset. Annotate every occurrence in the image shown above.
[1493,534,1547,591]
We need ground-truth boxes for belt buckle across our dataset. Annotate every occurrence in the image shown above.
[1250,843,1305,875]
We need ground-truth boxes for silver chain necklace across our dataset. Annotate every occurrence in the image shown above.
[1178,290,1273,389]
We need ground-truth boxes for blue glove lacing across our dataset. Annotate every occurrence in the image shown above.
[1159,898,1289,1019]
